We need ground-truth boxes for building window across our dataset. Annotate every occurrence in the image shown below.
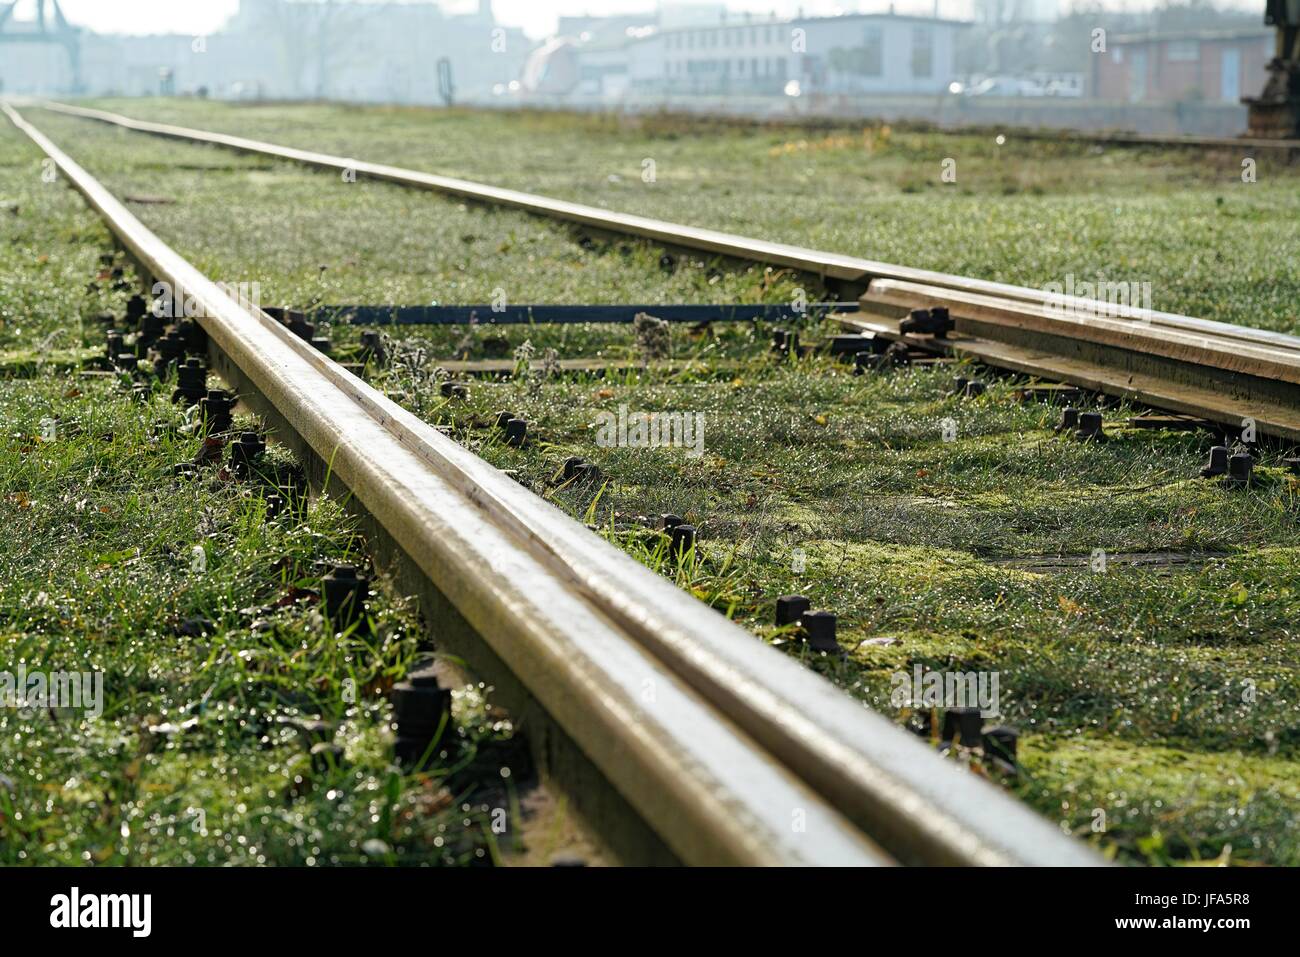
[738,59,745,74]
[911,26,933,78]
[765,26,773,44]
[864,26,883,75]
[1166,40,1199,62]
[830,25,884,76]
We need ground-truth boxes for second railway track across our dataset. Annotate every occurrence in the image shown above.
[32,98,1300,442]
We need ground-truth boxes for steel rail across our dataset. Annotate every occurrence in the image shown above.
[4,103,1104,866]
[867,278,1300,382]
[33,100,1300,358]
[848,277,1300,440]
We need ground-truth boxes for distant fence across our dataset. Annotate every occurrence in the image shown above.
[484,92,1249,139]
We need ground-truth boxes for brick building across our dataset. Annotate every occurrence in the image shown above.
[1094,28,1273,103]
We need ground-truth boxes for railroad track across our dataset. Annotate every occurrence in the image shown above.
[2,103,1111,866]
[32,99,1300,443]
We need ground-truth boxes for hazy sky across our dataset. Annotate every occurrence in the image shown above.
[26,0,1263,40]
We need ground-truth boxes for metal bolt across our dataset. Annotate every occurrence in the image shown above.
[229,431,266,479]
[957,709,984,748]
[1200,445,1230,478]
[899,306,952,337]
[774,594,811,626]
[1054,407,1079,434]
[900,308,931,334]
[941,707,984,748]
[173,357,207,405]
[152,329,186,378]
[574,463,603,485]
[771,329,789,353]
[311,336,333,355]
[125,294,146,323]
[321,563,369,629]
[172,462,197,478]
[137,311,166,354]
[950,376,969,396]
[177,317,206,355]
[562,456,586,480]
[1283,456,1300,475]
[495,410,516,430]
[963,379,987,398]
[440,380,468,399]
[198,389,235,435]
[800,610,839,652]
[504,418,527,447]
[114,352,139,374]
[852,350,873,375]
[391,665,452,765]
[659,513,684,531]
[1074,411,1105,441]
[1226,452,1254,486]
[670,523,696,557]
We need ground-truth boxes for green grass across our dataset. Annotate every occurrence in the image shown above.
[0,118,518,866]
[5,101,1300,865]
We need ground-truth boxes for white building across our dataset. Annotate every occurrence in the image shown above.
[549,12,969,101]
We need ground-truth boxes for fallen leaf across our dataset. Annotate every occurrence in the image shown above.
[1058,596,1084,615]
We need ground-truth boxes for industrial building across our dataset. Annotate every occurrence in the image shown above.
[523,11,970,100]
[1094,27,1274,103]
